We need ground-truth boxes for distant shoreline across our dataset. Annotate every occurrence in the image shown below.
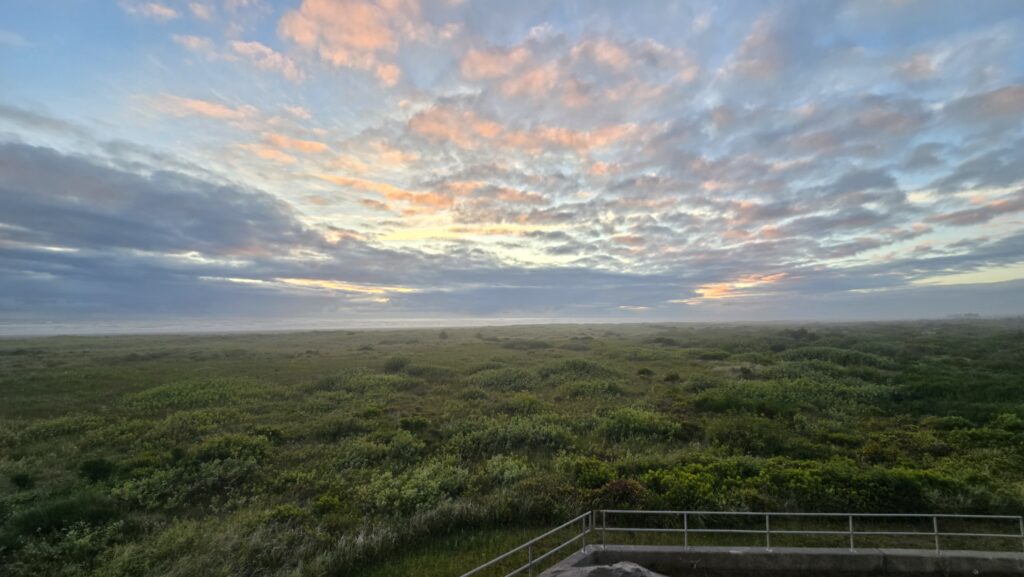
[1,316,1019,339]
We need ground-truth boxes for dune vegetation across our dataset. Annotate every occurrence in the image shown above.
[1,320,1023,576]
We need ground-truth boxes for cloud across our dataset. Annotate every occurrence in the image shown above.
[262,132,327,153]
[0,30,28,47]
[895,53,937,80]
[725,13,783,79]
[926,190,1024,226]
[147,94,258,121]
[284,105,312,120]
[944,85,1024,123]
[571,38,630,72]
[231,40,304,82]
[278,0,425,84]
[172,34,214,53]
[6,0,1024,324]
[120,1,179,20]
[0,141,316,256]
[407,103,637,154]
[461,46,531,79]
[189,2,214,20]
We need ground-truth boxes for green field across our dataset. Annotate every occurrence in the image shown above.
[1,321,1023,576]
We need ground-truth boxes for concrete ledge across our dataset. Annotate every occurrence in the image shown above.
[540,545,1024,577]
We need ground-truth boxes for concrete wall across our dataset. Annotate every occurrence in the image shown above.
[541,545,1024,577]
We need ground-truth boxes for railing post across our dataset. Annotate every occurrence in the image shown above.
[933,516,940,552]
[684,512,689,548]
[602,510,606,549]
[1018,516,1023,553]
[528,544,533,577]
[765,513,771,549]
[848,515,854,550]
[582,514,587,551]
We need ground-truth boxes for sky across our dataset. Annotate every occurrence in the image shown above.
[1,0,1023,330]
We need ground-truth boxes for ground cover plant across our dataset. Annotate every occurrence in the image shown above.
[1,320,1023,576]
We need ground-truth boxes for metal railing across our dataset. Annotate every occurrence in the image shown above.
[458,510,1024,577]
[458,511,593,577]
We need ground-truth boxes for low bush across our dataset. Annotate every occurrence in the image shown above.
[601,407,679,441]
[464,368,539,391]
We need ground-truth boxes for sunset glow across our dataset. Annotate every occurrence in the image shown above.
[1,0,1023,325]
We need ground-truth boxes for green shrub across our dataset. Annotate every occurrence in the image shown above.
[194,434,270,462]
[315,416,372,440]
[539,359,616,381]
[361,458,469,515]
[481,454,529,487]
[124,378,269,412]
[459,387,488,400]
[495,392,543,415]
[79,458,116,482]
[780,346,895,369]
[449,416,571,457]
[9,472,34,490]
[399,415,431,432]
[706,416,795,456]
[9,492,118,534]
[405,364,457,382]
[500,340,551,350]
[556,454,613,489]
[383,356,412,373]
[601,407,679,441]
[562,379,624,398]
[464,368,539,391]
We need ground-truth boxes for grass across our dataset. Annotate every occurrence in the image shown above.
[1,320,1023,576]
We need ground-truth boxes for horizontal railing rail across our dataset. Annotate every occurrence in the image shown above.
[458,510,1024,577]
[458,511,592,577]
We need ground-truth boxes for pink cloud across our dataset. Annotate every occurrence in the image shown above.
[278,0,422,84]
[926,191,1024,226]
[231,41,304,82]
[409,104,637,154]
[461,46,531,79]
[172,34,213,54]
[571,38,630,72]
[149,95,257,121]
[500,62,561,97]
[262,132,328,153]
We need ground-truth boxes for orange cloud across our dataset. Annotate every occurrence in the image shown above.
[461,46,530,79]
[408,106,502,149]
[278,0,421,84]
[369,140,419,166]
[409,104,637,154]
[500,63,561,97]
[241,145,298,164]
[671,272,788,305]
[277,277,418,296]
[149,95,257,121]
[319,174,452,212]
[375,63,401,86]
[263,132,328,153]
